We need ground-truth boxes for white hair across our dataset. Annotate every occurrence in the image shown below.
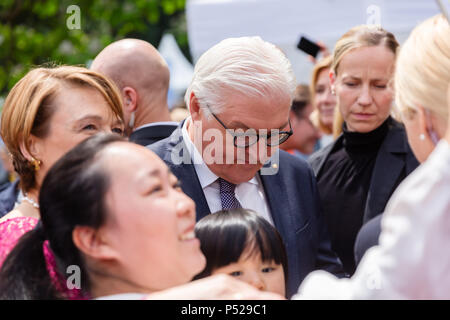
[185,36,297,116]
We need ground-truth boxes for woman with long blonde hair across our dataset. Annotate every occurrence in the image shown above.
[308,24,419,275]
[309,56,337,148]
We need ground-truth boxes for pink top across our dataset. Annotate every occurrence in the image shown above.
[0,216,38,266]
[0,216,86,299]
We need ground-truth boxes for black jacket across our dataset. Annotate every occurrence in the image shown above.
[308,118,419,224]
[0,180,19,218]
[129,123,178,146]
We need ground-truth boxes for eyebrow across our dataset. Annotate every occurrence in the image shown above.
[75,115,104,123]
[112,118,124,127]
[75,115,124,128]
[228,120,249,130]
[228,120,288,131]
[342,76,388,82]
[147,167,172,178]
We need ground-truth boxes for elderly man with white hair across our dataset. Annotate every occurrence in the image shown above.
[150,36,345,298]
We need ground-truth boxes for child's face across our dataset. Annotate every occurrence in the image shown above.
[210,252,286,296]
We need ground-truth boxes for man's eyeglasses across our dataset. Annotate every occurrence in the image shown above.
[206,105,293,148]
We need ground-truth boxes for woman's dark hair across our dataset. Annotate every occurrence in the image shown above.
[193,209,288,289]
[0,133,126,299]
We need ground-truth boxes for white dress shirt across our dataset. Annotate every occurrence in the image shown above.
[181,118,273,225]
[294,139,450,299]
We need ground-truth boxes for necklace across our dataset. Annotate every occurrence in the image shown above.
[23,193,40,209]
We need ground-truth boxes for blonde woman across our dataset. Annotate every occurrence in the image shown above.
[309,56,337,148]
[295,14,450,299]
[307,25,419,275]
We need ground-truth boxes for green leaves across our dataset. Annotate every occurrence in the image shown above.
[0,0,188,100]
[32,0,59,18]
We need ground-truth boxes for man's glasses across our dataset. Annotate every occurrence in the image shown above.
[206,105,293,148]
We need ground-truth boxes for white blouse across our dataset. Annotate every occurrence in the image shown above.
[294,139,450,299]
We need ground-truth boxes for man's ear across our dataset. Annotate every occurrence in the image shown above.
[189,92,202,122]
[122,86,138,113]
[72,226,120,262]
[289,110,299,126]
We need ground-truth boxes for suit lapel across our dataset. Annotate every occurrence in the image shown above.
[161,126,211,221]
[310,136,343,177]
[259,169,293,244]
[364,126,406,222]
[169,162,211,221]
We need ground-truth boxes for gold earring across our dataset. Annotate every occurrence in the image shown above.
[30,158,41,171]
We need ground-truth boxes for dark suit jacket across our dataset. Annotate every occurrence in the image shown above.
[308,118,419,224]
[129,123,178,146]
[149,122,345,298]
[0,180,19,218]
[354,214,382,266]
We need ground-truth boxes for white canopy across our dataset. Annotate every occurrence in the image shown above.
[186,0,442,83]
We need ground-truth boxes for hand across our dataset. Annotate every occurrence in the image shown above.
[144,274,285,300]
[307,41,331,64]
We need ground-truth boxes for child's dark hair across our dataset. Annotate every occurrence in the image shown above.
[193,208,288,286]
[0,133,126,299]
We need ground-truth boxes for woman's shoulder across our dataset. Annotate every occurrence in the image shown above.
[0,209,26,224]
[382,117,420,169]
[385,117,409,140]
[0,215,39,244]
[0,214,38,229]
[308,137,341,176]
[0,215,39,266]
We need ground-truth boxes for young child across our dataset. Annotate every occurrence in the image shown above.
[193,208,288,297]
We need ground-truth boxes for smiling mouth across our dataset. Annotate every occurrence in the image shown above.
[179,230,196,241]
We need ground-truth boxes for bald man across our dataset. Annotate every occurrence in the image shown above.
[91,39,178,145]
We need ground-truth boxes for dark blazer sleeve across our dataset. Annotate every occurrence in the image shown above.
[304,140,348,275]
[308,137,339,177]
[306,164,347,277]
[0,180,19,218]
[270,152,346,297]
[130,124,178,146]
[354,214,382,266]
